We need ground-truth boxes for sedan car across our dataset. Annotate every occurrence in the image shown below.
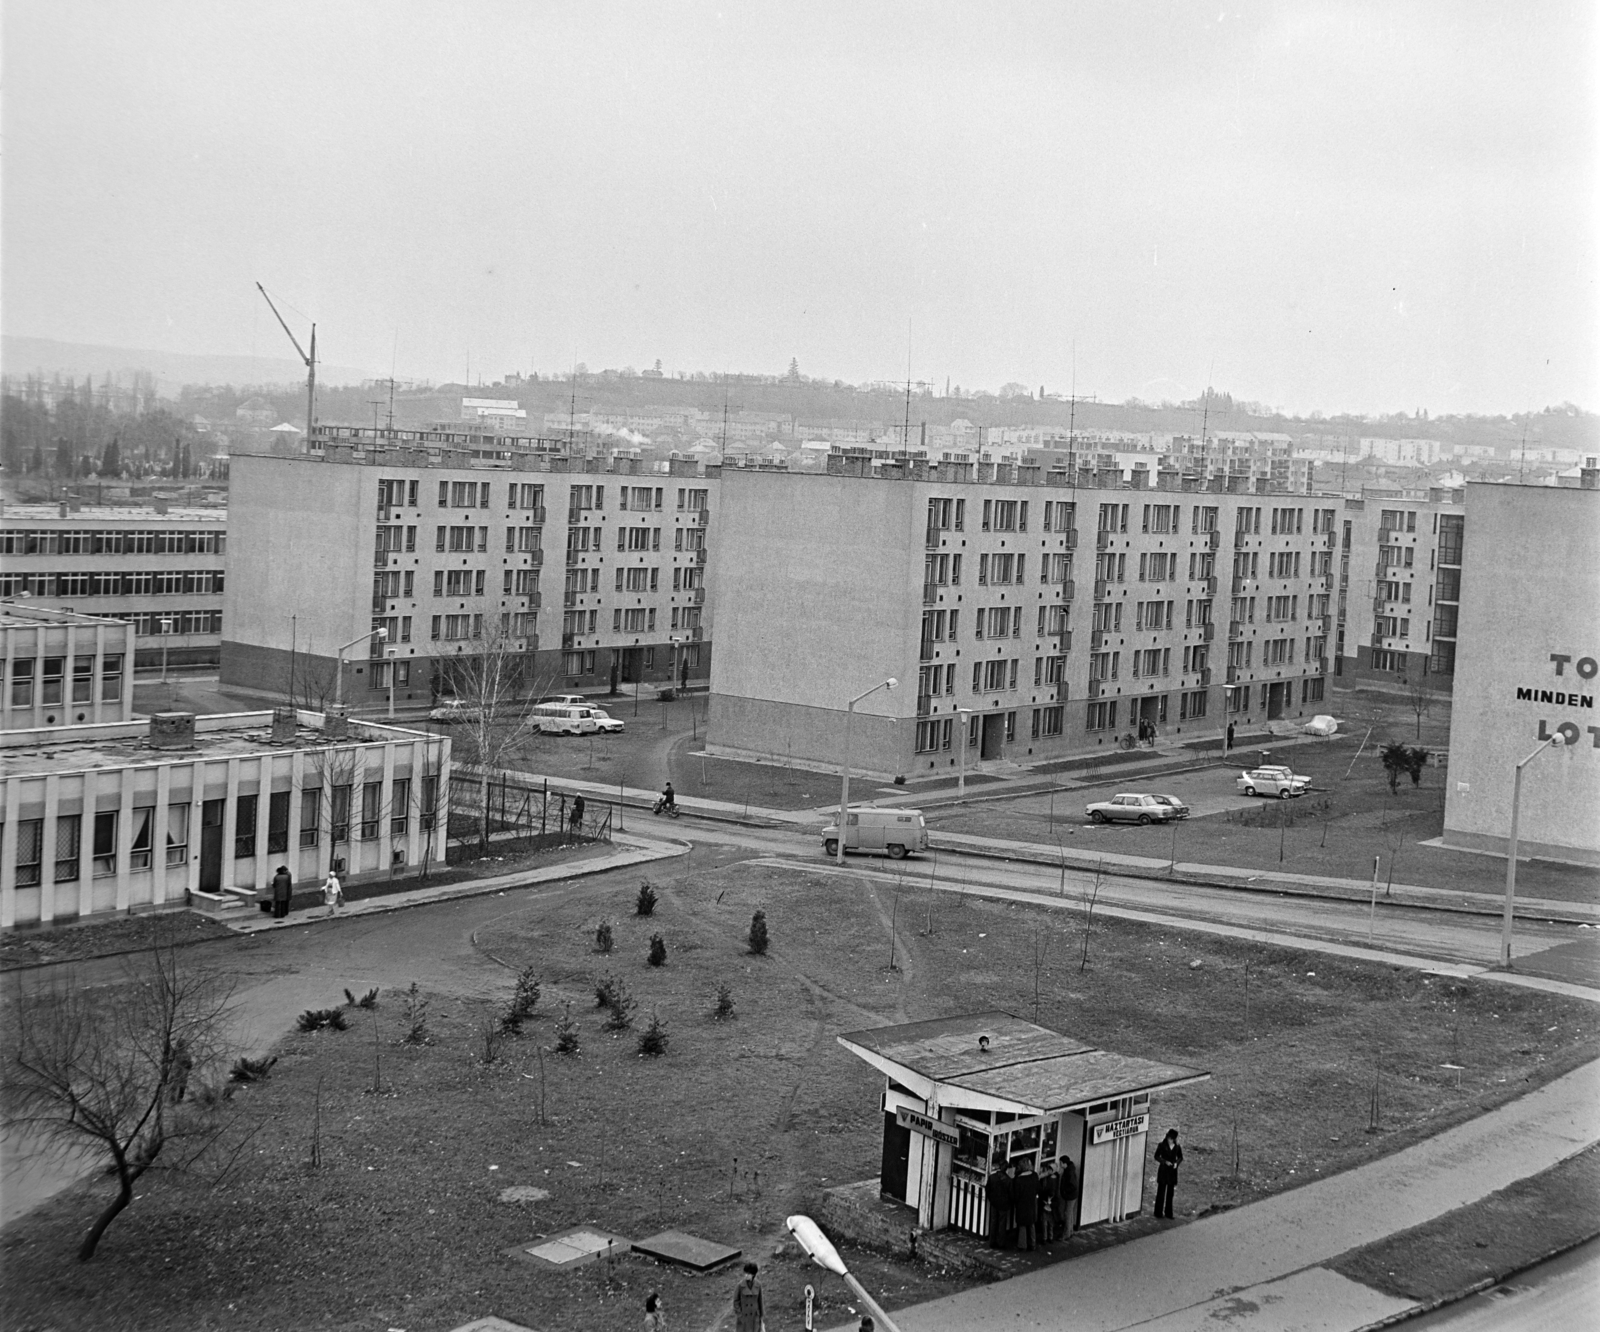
[1085,793,1181,824]
[1150,794,1191,819]
[587,709,626,734]
[428,698,483,723]
[1237,765,1310,798]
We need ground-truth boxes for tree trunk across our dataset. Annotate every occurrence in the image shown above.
[78,1153,152,1261]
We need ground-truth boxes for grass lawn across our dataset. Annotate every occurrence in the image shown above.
[5,865,1597,1332]
[0,911,235,973]
[928,736,1600,904]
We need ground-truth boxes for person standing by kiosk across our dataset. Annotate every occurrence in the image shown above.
[984,1161,1014,1248]
[1154,1128,1183,1219]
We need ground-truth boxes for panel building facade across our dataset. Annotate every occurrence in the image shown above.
[0,503,229,669]
[2,604,133,730]
[220,439,717,706]
[708,461,1333,778]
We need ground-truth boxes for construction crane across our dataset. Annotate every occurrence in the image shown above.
[255,282,316,446]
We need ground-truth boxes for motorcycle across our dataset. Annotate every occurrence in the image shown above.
[652,797,680,819]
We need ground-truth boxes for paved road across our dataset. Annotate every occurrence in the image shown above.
[1398,1236,1600,1331]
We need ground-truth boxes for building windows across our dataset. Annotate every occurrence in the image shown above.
[71,656,94,703]
[1042,501,1074,532]
[1138,552,1177,582]
[1370,649,1406,673]
[1086,700,1117,731]
[562,650,597,675]
[233,794,258,858]
[1179,689,1207,719]
[915,717,954,753]
[165,805,189,867]
[10,659,34,707]
[360,782,382,840]
[1263,638,1293,667]
[1428,640,1457,675]
[1097,503,1129,533]
[390,778,411,838]
[1031,706,1064,738]
[13,819,44,887]
[1142,504,1177,534]
[300,789,321,847]
[40,657,64,706]
[568,484,604,517]
[619,486,662,511]
[1267,551,1302,579]
[982,499,1024,531]
[1269,507,1304,535]
[51,814,80,882]
[1301,677,1326,703]
[91,810,118,876]
[1135,600,1174,630]
[509,483,544,510]
[618,526,661,552]
[128,806,154,870]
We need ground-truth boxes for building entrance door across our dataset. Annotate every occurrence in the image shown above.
[1267,681,1287,720]
[619,647,643,684]
[880,1111,911,1202]
[980,713,1005,760]
[199,799,225,891]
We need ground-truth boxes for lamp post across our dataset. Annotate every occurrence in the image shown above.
[956,706,974,801]
[335,627,387,710]
[385,646,397,719]
[158,616,175,710]
[1500,732,1567,969]
[785,1215,902,1332]
[837,677,897,864]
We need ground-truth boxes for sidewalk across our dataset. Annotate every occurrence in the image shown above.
[823,1058,1600,1332]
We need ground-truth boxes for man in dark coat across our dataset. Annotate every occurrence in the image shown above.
[1055,1153,1079,1240]
[984,1162,1014,1249]
[270,865,293,919]
[1154,1128,1183,1219]
[1012,1157,1040,1251]
[1036,1158,1059,1243]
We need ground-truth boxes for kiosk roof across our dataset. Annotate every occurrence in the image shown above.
[837,1010,1207,1115]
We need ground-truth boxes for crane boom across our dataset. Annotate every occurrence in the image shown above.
[255,282,317,446]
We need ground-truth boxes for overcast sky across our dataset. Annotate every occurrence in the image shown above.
[3,2,1594,415]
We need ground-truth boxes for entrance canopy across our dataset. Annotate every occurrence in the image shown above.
[838,1011,1208,1116]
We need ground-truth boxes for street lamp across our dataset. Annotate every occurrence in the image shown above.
[385,646,398,719]
[335,627,387,710]
[1500,732,1567,969]
[837,677,897,864]
[785,1215,903,1332]
[956,706,975,801]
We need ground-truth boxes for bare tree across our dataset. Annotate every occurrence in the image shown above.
[433,618,554,855]
[1404,673,1432,740]
[4,943,239,1260]
[1079,859,1104,973]
[1028,917,1054,1021]
[305,744,362,877]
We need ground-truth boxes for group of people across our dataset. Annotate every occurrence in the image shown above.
[983,1153,1080,1251]
[642,1260,878,1332]
[263,865,344,920]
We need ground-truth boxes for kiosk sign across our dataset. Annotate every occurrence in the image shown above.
[1091,1112,1150,1144]
[896,1105,960,1147]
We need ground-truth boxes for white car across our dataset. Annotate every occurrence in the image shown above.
[1302,715,1340,737]
[1237,765,1310,798]
[587,709,625,734]
[428,698,482,723]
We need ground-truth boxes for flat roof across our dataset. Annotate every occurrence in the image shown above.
[837,1011,1208,1116]
[1,713,436,778]
[0,603,128,631]
[2,505,227,523]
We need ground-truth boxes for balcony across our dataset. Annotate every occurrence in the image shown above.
[1199,667,1212,686]
[1056,630,1073,653]
[372,550,390,568]
[1234,529,1251,548]
[530,549,544,566]
[916,693,934,717]
[370,596,388,612]
[1060,578,1076,600]
[690,627,704,642]
[1326,531,1336,548]
[561,633,576,649]
[563,592,579,608]
[925,526,943,550]
[565,550,581,567]
[1315,657,1328,675]
[1093,579,1108,600]
[1063,529,1079,549]
[1090,629,1106,651]
[1088,678,1104,698]
[697,508,710,527]
[923,582,940,606]
[1204,575,1218,594]
[692,588,706,605]
[1226,665,1242,684]
[1228,620,1244,639]
[1201,623,1215,642]
[525,593,543,609]
[528,505,547,524]
[1096,530,1112,551]
[1055,681,1071,702]
[1207,529,1221,550]
[695,548,708,565]
[919,637,937,662]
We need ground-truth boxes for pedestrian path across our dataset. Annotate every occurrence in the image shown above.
[821,1059,1600,1332]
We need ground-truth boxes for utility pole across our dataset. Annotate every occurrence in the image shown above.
[255,283,316,444]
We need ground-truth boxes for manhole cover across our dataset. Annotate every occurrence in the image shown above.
[499,1186,550,1204]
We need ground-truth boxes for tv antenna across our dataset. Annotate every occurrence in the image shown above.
[255,282,316,443]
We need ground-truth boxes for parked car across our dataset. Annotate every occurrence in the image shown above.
[1085,793,1181,825]
[1237,765,1310,798]
[1150,794,1190,819]
[534,703,603,735]
[428,698,482,723]
[821,808,929,859]
[537,694,587,708]
[1302,715,1340,736]
[587,709,625,734]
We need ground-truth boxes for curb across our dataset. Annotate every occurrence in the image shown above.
[1352,1226,1600,1329]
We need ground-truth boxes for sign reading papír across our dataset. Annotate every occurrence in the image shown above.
[895,1106,960,1146]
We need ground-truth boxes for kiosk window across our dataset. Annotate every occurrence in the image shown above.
[989,1133,1009,1167]
[1010,1124,1041,1155]
[956,1125,988,1170]
[1041,1120,1059,1160]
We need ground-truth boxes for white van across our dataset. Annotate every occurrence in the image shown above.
[534,703,601,735]
[821,808,930,860]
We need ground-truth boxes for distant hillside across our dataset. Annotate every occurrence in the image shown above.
[1,336,376,395]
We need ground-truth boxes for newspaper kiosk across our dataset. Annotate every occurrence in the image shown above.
[837,1011,1208,1236]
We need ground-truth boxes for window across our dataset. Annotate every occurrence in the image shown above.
[331,785,352,843]
[1142,504,1177,534]
[166,805,189,867]
[1086,700,1117,731]
[915,718,954,753]
[41,657,64,706]
[92,810,118,876]
[390,778,411,838]
[267,791,291,854]
[1038,705,1064,737]
[14,819,43,887]
[99,654,123,703]
[360,782,382,840]
[53,814,81,882]
[1179,689,1207,719]
[562,649,597,675]
[234,794,258,858]
[1429,640,1457,675]
[419,775,439,831]
[10,658,34,707]
[1302,677,1326,702]
[300,788,321,847]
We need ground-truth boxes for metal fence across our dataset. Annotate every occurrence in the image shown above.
[447,768,613,863]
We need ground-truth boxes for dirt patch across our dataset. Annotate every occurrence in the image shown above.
[4,866,1595,1332]
[0,910,233,972]
[1328,1142,1600,1301]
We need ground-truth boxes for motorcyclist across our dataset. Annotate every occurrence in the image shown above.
[658,782,676,812]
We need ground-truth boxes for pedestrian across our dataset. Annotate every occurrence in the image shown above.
[569,794,585,833]
[642,1290,665,1331]
[731,1260,764,1332]
[321,868,343,916]
[858,1320,875,1331]
[1013,1156,1039,1252]
[1055,1152,1079,1240]
[984,1160,1015,1249]
[270,865,293,920]
[1226,721,1235,753]
[1037,1157,1058,1243]
[1154,1128,1183,1219]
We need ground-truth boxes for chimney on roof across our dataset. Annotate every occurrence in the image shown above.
[1582,458,1599,490]
[149,712,196,750]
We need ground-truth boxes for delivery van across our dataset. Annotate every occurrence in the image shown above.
[821,808,930,860]
[535,703,602,735]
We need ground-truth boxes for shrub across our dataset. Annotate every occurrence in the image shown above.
[401,982,431,1046]
[636,881,659,916]
[594,921,614,954]
[512,967,541,1018]
[648,933,667,967]
[1379,742,1429,793]
[595,973,622,1010]
[554,1001,581,1055]
[228,1055,278,1083]
[748,910,769,956]
[601,978,637,1032]
[479,1014,503,1065]
[637,1010,669,1057]
[344,986,380,1009]
[297,1008,348,1033]
[712,983,735,1021]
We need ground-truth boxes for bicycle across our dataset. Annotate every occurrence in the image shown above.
[652,797,680,819]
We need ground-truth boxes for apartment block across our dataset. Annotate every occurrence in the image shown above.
[2,604,133,729]
[0,503,228,668]
[707,461,1333,779]
[220,438,717,705]
[1334,487,1464,687]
